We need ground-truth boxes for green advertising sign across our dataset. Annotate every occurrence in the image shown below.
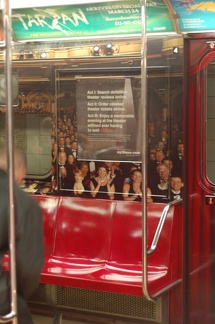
[146,0,174,33]
[11,1,174,41]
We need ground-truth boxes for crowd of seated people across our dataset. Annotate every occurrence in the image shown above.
[1,102,183,203]
[147,115,184,202]
[50,107,183,202]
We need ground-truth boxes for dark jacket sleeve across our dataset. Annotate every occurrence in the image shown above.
[15,187,44,299]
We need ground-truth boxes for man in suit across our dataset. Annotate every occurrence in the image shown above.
[171,143,184,178]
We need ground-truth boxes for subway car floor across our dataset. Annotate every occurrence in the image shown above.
[33,313,104,324]
[33,314,71,323]
[31,312,146,324]
[32,313,135,323]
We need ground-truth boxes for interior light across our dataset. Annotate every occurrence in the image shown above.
[40,52,47,59]
[106,43,113,55]
[93,45,100,56]
[19,50,24,60]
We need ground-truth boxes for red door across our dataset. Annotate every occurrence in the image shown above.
[184,37,215,324]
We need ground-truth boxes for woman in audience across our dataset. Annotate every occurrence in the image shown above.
[90,163,115,200]
[123,169,152,202]
[73,168,85,196]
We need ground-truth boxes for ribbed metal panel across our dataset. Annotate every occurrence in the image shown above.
[30,284,164,323]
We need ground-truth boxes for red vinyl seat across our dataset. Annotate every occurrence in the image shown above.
[2,196,182,297]
[35,195,183,297]
[39,197,114,288]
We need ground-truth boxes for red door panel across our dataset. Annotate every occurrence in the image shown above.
[185,38,215,324]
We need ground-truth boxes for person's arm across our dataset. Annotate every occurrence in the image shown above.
[107,181,115,200]
[73,183,77,195]
[147,187,153,202]
[90,178,100,197]
[122,183,139,201]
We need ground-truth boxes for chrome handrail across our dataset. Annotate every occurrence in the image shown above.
[140,0,152,301]
[147,199,183,255]
[140,0,183,300]
[143,195,183,300]
[0,0,17,323]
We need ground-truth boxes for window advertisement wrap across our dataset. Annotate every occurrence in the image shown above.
[76,78,141,162]
[170,0,215,32]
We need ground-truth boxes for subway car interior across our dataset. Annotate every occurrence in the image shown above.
[0,0,215,323]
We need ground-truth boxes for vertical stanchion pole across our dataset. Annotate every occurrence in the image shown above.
[0,0,18,323]
[140,0,152,300]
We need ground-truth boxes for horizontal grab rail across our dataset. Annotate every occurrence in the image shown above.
[0,312,16,323]
[147,198,183,255]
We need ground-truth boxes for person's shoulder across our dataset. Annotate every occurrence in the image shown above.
[0,171,8,203]
[123,182,130,191]
[91,177,97,183]
[15,184,40,210]
[0,169,7,182]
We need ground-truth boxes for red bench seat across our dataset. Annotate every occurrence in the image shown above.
[37,196,183,297]
[3,195,183,298]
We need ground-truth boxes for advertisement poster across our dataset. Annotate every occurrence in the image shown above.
[11,1,215,38]
[11,1,141,40]
[11,0,174,40]
[170,0,215,32]
[146,0,174,33]
[76,78,141,162]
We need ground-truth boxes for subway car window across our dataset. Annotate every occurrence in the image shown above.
[207,61,215,182]
[56,69,142,198]
[0,96,52,180]
[147,66,183,203]
[0,59,54,182]
[4,39,183,199]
